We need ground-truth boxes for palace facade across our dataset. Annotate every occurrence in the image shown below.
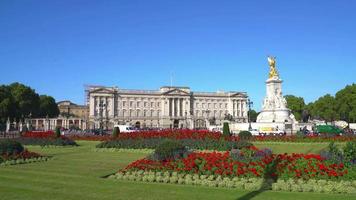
[88,86,249,129]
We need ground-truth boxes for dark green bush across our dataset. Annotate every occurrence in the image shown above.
[112,127,120,138]
[55,127,61,138]
[0,140,24,155]
[14,137,77,147]
[343,141,356,164]
[231,140,253,150]
[152,140,188,161]
[296,130,305,138]
[239,131,252,141]
[223,122,230,136]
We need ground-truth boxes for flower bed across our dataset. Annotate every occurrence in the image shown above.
[96,130,355,150]
[97,138,252,151]
[0,140,49,166]
[109,171,356,194]
[109,143,356,193]
[121,150,350,180]
[15,131,78,146]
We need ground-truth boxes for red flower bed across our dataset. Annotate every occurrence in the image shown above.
[68,135,111,141]
[117,129,228,141]
[108,129,355,143]
[122,149,348,180]
[253,135,355,143]
[23,131,55,138]
[1,149,41,161]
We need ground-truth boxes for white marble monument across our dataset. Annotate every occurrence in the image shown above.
[256,56,296,123]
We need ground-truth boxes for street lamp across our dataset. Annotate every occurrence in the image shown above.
[247,99,253,130]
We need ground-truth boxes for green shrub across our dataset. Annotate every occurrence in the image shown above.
[239,131,252,141]
[55,127,61,138]
[0,140,24,155]
[152,140,189,161]
[296,130,304,138]
[343,141,356,164]
[223,122,230,136]
[112,127,120,138]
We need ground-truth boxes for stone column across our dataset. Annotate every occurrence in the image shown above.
[89,95,95,117]
[35,119,39,130]
[177,98,181,117]
[172,98,175,117]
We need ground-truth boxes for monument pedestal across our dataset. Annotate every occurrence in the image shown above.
[257,76,296,124]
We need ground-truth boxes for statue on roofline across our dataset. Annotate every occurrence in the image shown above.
[267,56,279,78]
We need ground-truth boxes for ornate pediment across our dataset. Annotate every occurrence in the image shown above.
[230,92,248,98]
[162,88,190,96]
[89,87,117,94]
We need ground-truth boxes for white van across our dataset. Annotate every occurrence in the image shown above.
[114,125,135,133]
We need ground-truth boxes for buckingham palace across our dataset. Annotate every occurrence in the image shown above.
[87,85,249,129]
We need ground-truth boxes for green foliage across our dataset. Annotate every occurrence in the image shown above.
[0,82,60,123]
[55,127,61,138]
[0,140,24,155]
[112,127,120,138]
[152,140,188,161]
[38,95,59,118]
[248,110,258,122]
[14,137,77,147]
[222,122,230,136]
[335,83,356,123]
[238,131,252,141]
[309,94,338,122]
[285,95,306,121]
[343,141,356,164]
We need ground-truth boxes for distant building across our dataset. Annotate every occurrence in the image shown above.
[87,86,249,129]
[57,100,89,120]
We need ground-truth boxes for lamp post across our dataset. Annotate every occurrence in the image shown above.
[247,99,253,130]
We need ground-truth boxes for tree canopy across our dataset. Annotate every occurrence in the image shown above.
[284,95,306,121]
[285,84,356,123]
[0,82,59,122]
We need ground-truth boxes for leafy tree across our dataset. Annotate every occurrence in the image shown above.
[284,95,306,121]
[0,85,16,122]
[39,95,59,117]
[248,109,258,122]
[9,82,40,118]
[335,84,356,123]
[309,94,338,122]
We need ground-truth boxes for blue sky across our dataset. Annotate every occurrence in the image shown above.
[0,0,355,111]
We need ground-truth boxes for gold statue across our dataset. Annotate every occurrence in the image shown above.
[267,56,279,78]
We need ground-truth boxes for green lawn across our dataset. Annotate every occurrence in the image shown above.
[0,141,354,200]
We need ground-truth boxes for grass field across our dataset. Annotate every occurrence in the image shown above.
[0,141,354,200]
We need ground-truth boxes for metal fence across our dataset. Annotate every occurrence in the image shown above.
[0,131,21,139]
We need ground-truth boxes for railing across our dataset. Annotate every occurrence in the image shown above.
[0,131,21,139]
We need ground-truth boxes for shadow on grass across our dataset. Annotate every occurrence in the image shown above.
[236,157,280,200]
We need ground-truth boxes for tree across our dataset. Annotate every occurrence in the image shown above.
[248,110,258,122]
[284,95,306,121]
[9,82,40,119]
[39,95,59,117]
[335,84,356,123]
[222,122,230,136]
[309,94,338,122]
[0,85,16,122]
